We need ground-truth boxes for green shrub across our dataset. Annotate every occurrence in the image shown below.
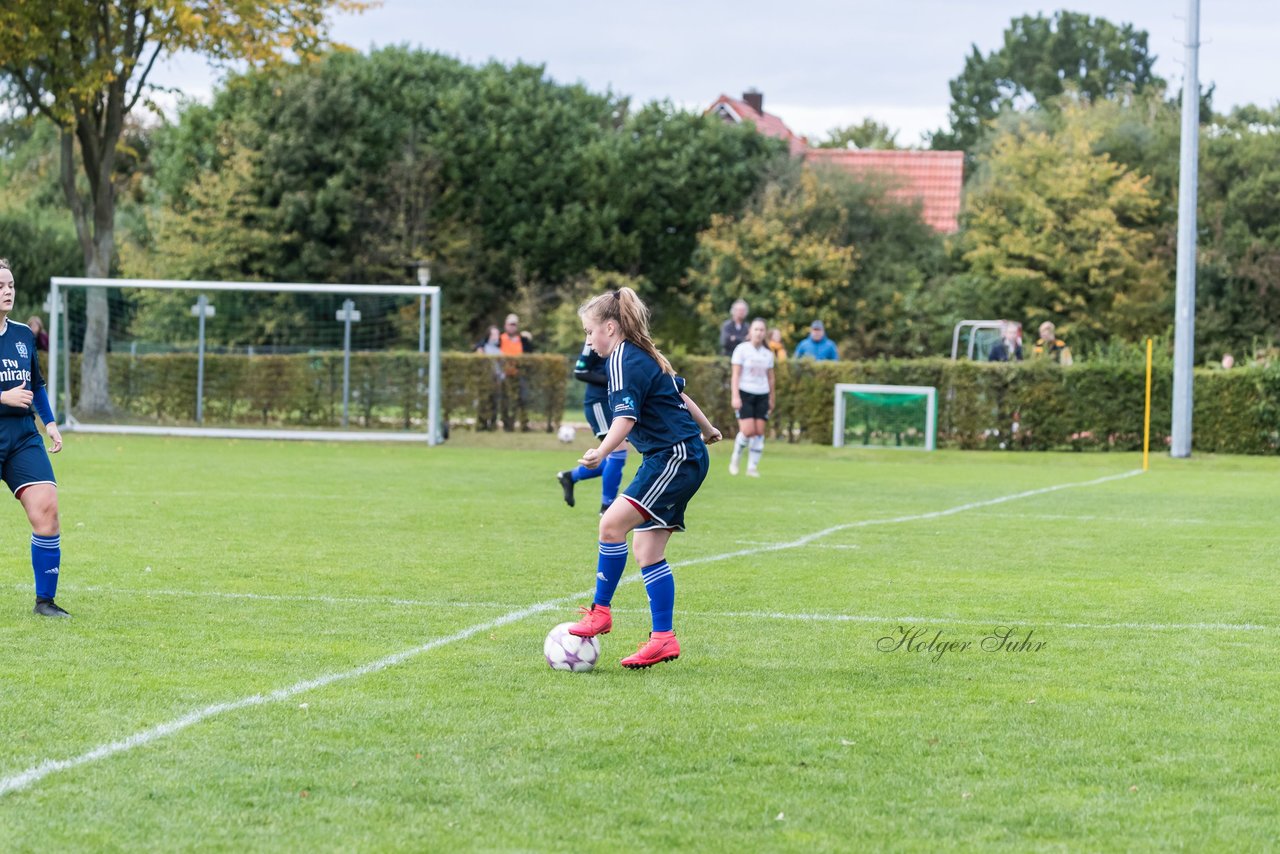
[62,350,1279,454]
[673,355,1279,455]
[69,352,568,433]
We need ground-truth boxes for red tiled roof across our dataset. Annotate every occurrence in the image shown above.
[706,93,965,233]
[804,149,965,233]
[707,94,808,156]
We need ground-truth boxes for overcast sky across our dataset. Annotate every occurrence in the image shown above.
[153,1,1278,145]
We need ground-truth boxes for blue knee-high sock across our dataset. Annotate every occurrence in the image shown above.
[594,541,628,606]
[641,560,675,633]
[31,533,60,600]
[572,463,603,482]
[601,448,627,506]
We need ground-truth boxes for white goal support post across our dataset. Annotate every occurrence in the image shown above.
[832,383,937,451]
[48,277,443,444]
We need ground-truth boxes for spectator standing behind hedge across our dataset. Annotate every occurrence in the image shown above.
[1033,321,1072,365]
[500,313,535,355]
[474,325,504,430]
[794,320,838,361]
[720,299,749,356]
[499,313,535,431]
[988,321,1023,362]
[26,316,48,352]
[475,325,502,356]
[767,327,787,364]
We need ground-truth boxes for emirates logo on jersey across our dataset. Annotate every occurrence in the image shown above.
[15,342,26,358]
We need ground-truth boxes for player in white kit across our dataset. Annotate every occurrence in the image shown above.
[728,318,775,477]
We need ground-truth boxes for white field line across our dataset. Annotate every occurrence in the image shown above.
[970,512,1209,524]
[13,584,1273,634]
[9,584,517,610]
[0,468,1143,797]
[0,595,582,798]
[736,540,860,550]
[673,469,1146,568]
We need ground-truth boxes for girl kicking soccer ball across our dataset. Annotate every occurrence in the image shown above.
[566,287,721,668]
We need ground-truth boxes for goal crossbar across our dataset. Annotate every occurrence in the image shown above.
[48,277,444,445]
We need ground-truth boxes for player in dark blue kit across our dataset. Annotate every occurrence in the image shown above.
[555,341,628,514]
[0,260,68,617]
[565,287,721,668]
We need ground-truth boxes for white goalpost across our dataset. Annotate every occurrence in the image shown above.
[48,277,443,444]
[832,383,937,451]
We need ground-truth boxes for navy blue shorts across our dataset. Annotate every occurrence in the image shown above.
[583,397,611,438]
[0,417,56,498]
[622,438,709,532]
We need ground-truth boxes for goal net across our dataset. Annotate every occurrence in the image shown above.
[48,278,442,443]
[832,383,937,450]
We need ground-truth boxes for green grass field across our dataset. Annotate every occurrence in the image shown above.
[1,433,1277,851]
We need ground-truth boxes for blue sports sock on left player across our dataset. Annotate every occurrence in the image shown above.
[641,560,674,632]
[571,463,603,482]
[31,533,60,599]
[594,541,628,606]
[600,448,627,506]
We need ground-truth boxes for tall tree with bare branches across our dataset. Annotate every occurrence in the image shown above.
[0,0,369,412]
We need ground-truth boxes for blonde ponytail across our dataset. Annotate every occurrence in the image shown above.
[579,287,675,375]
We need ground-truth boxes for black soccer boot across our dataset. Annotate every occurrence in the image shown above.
[34,597,72,618]
[556,471,576,508]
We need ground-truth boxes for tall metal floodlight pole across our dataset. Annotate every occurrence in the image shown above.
[1171,0,1201,458]
[190,294,215,425]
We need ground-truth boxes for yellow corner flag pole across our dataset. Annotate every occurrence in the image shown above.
[1143,338,1153,471]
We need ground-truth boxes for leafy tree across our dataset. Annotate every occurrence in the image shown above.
[1196,105,1280,358]
[932,11,1163,153]
[0,214,83,319]
[600,101,783,343]
[1042,94,1279,359]
[957,109,1170,348]
[685,159,949,358]
[684,169,858,351]
[807,166,949,357]
[815,119,901,150]
[0,120,84,313]
[136,50,778,348]
[0,0,370,412]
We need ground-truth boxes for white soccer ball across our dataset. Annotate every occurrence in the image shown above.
[557,424,576,443]
[544,622,601,672]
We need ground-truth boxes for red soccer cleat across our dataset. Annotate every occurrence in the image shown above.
[620,631,680,669]
[567,604,612,637]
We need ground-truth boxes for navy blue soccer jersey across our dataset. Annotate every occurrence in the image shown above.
[606,340,700,455]
[0,320,48,420]
[574,341,609,405]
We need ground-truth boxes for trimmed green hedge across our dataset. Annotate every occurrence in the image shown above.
[675,356,1280,455]
[70,352,568,433]
[66,351,1280,453]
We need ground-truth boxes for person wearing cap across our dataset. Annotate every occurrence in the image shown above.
[793,319,838,361]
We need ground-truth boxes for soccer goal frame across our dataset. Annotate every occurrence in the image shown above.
[48,277,444,444]
[832,383,937,451]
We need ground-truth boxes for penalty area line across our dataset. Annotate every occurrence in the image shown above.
[0,594,582,798]
[0,467,1143,798]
